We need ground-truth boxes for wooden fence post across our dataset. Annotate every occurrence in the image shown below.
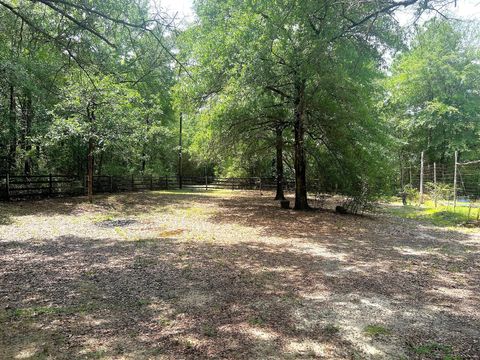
[49,174,53,196]
[5,174,10,201]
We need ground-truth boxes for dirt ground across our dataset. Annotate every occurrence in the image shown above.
[0,190,479,359]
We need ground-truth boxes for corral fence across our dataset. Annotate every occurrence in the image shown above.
[0,174,296,201]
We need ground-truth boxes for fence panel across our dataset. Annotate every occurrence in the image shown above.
[0,174,297,201]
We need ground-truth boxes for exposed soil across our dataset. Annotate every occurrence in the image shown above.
[0,190,479,359]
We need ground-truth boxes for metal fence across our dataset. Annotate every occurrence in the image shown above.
[401,151,480,205]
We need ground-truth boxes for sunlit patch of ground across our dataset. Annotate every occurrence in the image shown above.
[0,190,479,359]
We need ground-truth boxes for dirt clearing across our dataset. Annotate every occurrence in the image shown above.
[0,190,479,359]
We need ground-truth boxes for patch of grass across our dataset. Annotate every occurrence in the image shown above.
[91,213,115,223]
[323,324,340,336]
[136,299,150,307]
[248,316,265,326]
[158,229,184,237]
[413,342,460,359]
[202,324,218,337]
[364,324,391,337]
[8,303,97,318]
[114,226,128,239]
[386,201,476,227]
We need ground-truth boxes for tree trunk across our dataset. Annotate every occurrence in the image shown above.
[293,79,310,210]
[274,124,285,200]
[22,92,33,176]
[8,85,16,173]
[87,138,94,203]
[87,101,96,203]
[178,112,183,189]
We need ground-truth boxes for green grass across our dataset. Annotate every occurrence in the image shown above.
[413,342,461,360]
[363,324,391,336]
[323,324,340,336]
[386,200,479,227]
[7,304,97,318]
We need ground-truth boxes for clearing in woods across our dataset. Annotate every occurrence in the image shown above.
[0,190,479,359]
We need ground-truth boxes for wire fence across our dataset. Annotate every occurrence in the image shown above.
[400,151,480,206]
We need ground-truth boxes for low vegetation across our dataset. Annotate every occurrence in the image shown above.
[386,200,480,227]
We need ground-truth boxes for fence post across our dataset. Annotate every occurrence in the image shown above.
[5,174,10,201]
[433,162,437,208]
[454,151,458,211]
[420,151,424,204]
[49,174,53,196]
[205,175,208,191]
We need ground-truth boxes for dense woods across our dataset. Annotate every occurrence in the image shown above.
[1,0,479,208]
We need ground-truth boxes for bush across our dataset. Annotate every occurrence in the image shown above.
[403,184,419,205]
[424,182,454,207]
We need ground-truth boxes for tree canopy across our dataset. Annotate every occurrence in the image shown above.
[1,0,477,208]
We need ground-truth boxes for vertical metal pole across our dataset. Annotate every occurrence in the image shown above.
[420,151,424,204]
[178,112,183,190]
[454,151,458,210]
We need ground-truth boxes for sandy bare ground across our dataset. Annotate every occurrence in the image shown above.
[0,190,479,359]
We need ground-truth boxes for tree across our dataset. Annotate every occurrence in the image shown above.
[48,73,143,201]
[179,0,452,209]
[386,19,480,166]
[0,0,178,183]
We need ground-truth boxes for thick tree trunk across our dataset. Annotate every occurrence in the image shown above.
[274,124,285,200]
[293,79,310,210]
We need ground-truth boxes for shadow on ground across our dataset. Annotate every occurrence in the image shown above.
[0,191,479,359]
